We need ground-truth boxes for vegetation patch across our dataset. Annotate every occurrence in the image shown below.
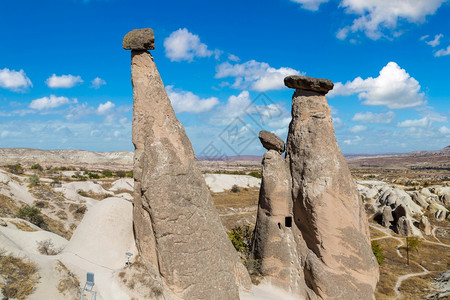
[16,205,46,228]
[37,239,63,255]
[55,260,81,300]
[119,257,164,298]
[0,248,39,300]
[228,225,261,284]
[9,220,37,232]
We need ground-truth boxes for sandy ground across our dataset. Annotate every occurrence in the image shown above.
[203,174,261,192]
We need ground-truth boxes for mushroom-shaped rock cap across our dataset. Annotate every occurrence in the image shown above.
[123,28,155,50]
[259,130,285,153]
[284,75,333,95]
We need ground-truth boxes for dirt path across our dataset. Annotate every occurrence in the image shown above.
[393,264,430,300]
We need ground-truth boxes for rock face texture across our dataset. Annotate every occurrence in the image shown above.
[123,28,155,50]
[258,130,285,153]
[253,75,379,299]
[124,28,250,300]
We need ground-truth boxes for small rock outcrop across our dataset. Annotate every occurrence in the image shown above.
[381,206,394,227]
[419,216,432,235]
[124,28,250,299]
[258,130,285,153]
[253,76,379,299]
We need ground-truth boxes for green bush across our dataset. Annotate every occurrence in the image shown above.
[371,241,385,265]
[228,226,251,254]
[8,164,23,175]
[29,174,40,186]
[30,164,43,171]
[126,170,133,178]
[16,205,45,228]
[248,171,262,179]
[115,170,126,178]
[231,184,240,193]
[102,169,113,177]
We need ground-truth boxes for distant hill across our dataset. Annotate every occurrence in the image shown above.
[0,148,133,166]
[0,146,448,168]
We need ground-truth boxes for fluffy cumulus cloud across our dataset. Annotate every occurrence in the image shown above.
[46,74,83,88]
[164,28,213,62]
[352,111,396,124]
[329,62,425,109]
[0,68,32,91]
[91,77,106,89]
[216,60,302,92]
[290,0,329,11]
[97,101,115,115]
[29,95,70,110]
[166,86,219,113]
[291,0,448,40]
[337,0,448,40]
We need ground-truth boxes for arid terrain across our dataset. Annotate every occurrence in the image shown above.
[0,147,449,299]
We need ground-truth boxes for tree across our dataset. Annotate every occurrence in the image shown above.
[16,205,45,228]
[371,241,385,265]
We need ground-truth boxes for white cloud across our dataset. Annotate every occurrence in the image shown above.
[91,77,106,89]
[97,101,115,115]
[46,74,83,88]
[439,126,450,135]
[215,60,302,92]
[333,117,345,129]
[164,28,213,62]
[352,111,396,124]
[424,34,443,47]
[228,54,240,62]
[0,68,32,91]
[343,135,362,145]
[29,95,70,110]
[336,0,448,40]
[397,117,431,128]
[349,125,367,133]
[290,0,329,11]
[166,86,219,113]
[329,62,425,109]
[435,46,450,57]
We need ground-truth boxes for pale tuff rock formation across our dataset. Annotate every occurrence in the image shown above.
[252,149,308,296]
[123,28,250,299]
[253,75,379,299]
[258,130,285,153]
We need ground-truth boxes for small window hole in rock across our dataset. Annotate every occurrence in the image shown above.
[285,216,292,228]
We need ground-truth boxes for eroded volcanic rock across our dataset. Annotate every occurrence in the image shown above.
[125,28,250,299]
[284,75,333,94]
[258,130,285,153]
[123,28,155,50]
[285,83,378,299]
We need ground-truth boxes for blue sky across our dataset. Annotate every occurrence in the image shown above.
[0,0,449,155]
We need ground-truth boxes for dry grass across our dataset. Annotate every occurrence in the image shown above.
[9,220,38,232]
[374,237,422,299]
[0,249,39,300]
[55,260,81,300]
[370,226,388,239]
[42,214,72,240]
[211,188,259,209]
[119,257,164,299]
[77,190,113,200]
[0,194,21,217]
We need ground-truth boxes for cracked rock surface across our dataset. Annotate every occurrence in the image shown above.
[126,30,250,299]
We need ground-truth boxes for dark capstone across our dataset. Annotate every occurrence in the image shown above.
[284,75,334,94]
[259,130,285,153]
[123,28,155,50]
